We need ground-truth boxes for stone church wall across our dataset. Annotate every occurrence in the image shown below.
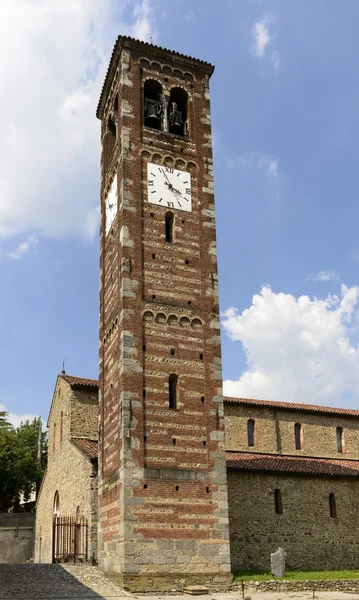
[224,402,359,459]
[34,378,98,563]
[227,471,359,571]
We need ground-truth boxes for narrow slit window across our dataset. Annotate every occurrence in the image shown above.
[336,426,344,453]
[294,422,303,450]
[274,489,283,515]
[165,212,174,243]
[247,418,256,447]
[329,493,337,518]
[169,373,178,409]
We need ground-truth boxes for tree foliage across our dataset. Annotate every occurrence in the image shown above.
[0,411,12,429]
[0,417,47,512]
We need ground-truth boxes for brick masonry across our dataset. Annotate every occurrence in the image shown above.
[97,37,231,590]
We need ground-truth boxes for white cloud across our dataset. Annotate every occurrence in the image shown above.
[0,0,155,242]
[271,50,280,72]
[251,15,280,72]
[6,234,38,260]
[0,403,45,429]
[307,270,340,283]
[185,9,195,22]
[252,16,272,57]
[222,285,359,407]
[228,152,280,181]
[258,154,279,180]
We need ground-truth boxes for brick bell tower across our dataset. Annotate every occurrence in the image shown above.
[97,37,231,591]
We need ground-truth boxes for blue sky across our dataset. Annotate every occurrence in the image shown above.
[2,0,359,425]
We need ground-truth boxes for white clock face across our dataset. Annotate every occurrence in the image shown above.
[147,162,192,212]
[105,175,118,235]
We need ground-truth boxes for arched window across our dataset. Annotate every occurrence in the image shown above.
[169,374,178,409]
[165,212,174,243]
[336,426,344,453]
[53,492,60,518]
[329,493,337,518]
[247,419,256,447]
[144,79,163,131]
[294,422,303,450]
[168,87,188,136]
[108,115,116,137]
[274,489,283,515]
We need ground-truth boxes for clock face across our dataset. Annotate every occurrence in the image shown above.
[147,162,192,212]
[105,175,118,235]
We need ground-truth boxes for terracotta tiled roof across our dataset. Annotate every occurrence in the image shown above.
[226,452,359,478]
[60,374,99,389]
[97,36,214,119]
[224,396,359,418]
[72,438,98,460]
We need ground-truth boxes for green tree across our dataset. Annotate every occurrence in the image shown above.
[0,417,47,512]
[0,411,12,429]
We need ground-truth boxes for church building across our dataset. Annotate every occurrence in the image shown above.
[34,37,359,591]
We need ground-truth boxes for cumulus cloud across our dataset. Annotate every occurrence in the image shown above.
[6,234,38,260]
[251,15,280,72]
[0,0,155,242]
[222,285,359,407]
[0,403,44,429]
[307,270,340,283]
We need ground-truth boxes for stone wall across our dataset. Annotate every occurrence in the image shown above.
[0,514,35,563]
[224,402,359,459]
[227,470,359,571]
[34,377,98,564]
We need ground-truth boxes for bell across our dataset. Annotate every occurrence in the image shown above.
[172,109,183,135]
[144,98,160,128]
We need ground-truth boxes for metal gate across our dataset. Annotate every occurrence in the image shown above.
[52,516,88,562]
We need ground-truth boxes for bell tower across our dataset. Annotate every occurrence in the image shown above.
[97,37,231,591]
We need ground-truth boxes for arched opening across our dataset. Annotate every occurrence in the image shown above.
[108,95,118,138]
[144,79,163,130]
[336,426,344,453]
[247,419,256,447]
[53,491,60,518]
[168,374,178,409]
[52,491,60,563]
[294,422,303,450]
[329,493,337,518]
[108,115,116,137]
[168,87,188,136]
[274,489,283,514]
[165,212,174,243]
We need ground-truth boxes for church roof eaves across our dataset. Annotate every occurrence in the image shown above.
[96,35,214,120]
[224,396,359,419]
[226,451,359,478]
[72,438,98,460]
[59,374,99,389]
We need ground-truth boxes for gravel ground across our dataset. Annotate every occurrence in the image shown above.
[0,563,127,599]
[1,565,359,600]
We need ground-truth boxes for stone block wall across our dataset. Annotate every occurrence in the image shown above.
[227,471,359,571]
[224,402,359,459]
[34,377,98,563]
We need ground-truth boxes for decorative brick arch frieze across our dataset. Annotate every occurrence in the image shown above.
[142,309,203,329]
[140,149,198,172]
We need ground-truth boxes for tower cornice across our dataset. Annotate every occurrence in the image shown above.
[96,35,215,120]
